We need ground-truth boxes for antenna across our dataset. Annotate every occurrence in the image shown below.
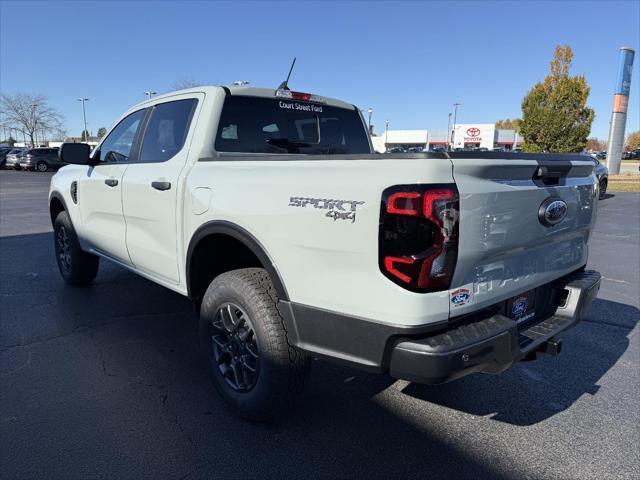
[277,57,297,91]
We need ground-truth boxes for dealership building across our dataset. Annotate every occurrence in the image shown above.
[371,124,524,152]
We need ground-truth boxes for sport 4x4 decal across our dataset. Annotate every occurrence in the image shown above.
[288,196,365,223]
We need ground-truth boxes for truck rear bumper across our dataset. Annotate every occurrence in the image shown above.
[388,270,601,384]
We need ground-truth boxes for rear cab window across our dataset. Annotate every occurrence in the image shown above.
[140,99,197,162]
[215,95,371,154]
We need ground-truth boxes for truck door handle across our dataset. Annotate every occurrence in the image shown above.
[104,178,118,187]
[151,181,171,191]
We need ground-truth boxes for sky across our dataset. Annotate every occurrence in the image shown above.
[1,0,639,140]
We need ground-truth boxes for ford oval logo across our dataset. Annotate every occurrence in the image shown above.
[512,297,529,316]
[538,198,567,226]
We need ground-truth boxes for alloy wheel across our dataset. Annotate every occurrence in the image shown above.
[210,302,260,392]
[56,226,72,272]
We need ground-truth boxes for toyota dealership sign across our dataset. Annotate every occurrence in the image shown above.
[454,124,495,150]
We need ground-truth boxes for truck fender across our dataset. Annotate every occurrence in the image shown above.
[186,220,289,301]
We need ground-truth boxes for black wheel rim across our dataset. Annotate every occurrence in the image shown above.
[56,225,72,272]
[210,303,259,392]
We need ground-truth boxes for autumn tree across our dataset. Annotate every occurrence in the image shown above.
[495,118,522,130]
[586,138,606,152]
[519,45,594,153]
[625,131,640,151]
[0,93,64,148]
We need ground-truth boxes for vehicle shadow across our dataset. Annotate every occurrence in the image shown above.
[600,192,616,200]
[400,298,637,426]
[2,232,636,478]
[1,232,512,480]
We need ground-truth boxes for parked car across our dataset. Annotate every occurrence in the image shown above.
[0,147,13,168]
[50,85,601,421]
[19,147,61,172]
[588,154,609,199]
[4,148,28,169]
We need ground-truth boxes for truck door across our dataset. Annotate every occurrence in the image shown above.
[77,108,147,265]
[121,95,201,284]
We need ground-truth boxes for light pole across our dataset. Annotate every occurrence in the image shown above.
[78,97,89,142]
[446,112,452,151]
[385,120,389,152]
[144,90,157,100]
[367,108,373,134]
[451,102,461,149]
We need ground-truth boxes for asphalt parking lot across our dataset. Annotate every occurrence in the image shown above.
[0,170,638,480]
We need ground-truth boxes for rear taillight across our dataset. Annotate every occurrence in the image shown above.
[379,184,459,293]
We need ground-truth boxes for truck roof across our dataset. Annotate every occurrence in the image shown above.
[132,85,357,110]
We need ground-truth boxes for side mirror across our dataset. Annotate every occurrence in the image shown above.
[60,143,92,165]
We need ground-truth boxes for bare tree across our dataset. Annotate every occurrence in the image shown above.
[0,93,64,147]
[169,77,207,91]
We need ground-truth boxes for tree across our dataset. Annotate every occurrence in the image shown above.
[625,131,640,151]
[80,130,90,142]
[519,45,594,153]
[495,118,522,130]
[170,77,206,90]
[1,136,16,147]
[51,127,67,142]
[0,93,64,147]
[586,138,606,152]
[97,127,107,139]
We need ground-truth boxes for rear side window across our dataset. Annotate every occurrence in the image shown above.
[215,96,370,154]
[140,99,197,162]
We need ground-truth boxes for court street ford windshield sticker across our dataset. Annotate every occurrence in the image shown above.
[278,101,323,113]
[289,196,365,223]
[450,286,474,307]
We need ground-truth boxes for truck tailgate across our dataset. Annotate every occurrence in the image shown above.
[449,153,597,316]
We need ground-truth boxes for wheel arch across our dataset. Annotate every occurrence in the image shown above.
[49,192,68,226]
[186,221,289,302]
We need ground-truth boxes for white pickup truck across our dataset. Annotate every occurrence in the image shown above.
[50,85,601,420]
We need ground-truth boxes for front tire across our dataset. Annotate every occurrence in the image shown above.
[599,178,607,199]
[199,268,310,421]
[53,211,99,285]
[36,161,49,172]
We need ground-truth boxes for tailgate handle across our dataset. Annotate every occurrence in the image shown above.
[533,166,564,185]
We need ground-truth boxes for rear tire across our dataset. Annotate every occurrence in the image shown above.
[36,161,49,172]
[53,210,99,285]
[198,268,310,421]
[599,178,607,200]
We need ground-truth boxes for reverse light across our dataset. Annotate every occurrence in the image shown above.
[379,184,459,293]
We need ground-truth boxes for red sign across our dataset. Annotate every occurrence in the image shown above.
[466,127,481,137]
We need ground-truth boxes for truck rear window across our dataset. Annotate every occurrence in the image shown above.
[215,96,371,154]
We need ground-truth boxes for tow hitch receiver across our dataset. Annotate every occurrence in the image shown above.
[540,338,562,356]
